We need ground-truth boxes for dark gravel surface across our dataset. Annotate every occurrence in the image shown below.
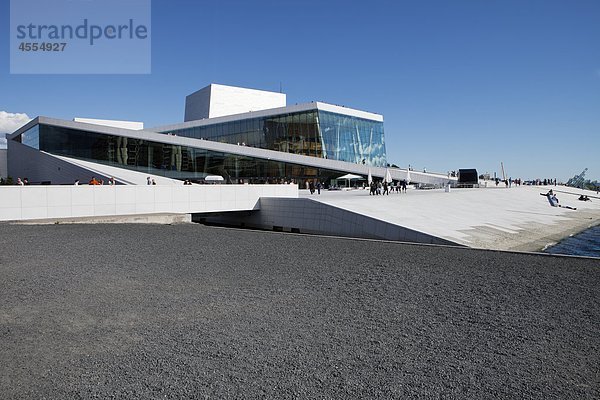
[0,224,598,399]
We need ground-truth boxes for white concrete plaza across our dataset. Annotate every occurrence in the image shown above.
[301,184,600,251]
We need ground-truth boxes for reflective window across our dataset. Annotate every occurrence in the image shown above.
[31,123,358,186]
[159,108,386,167]
[19,125,40,149]
[317,111,386,167]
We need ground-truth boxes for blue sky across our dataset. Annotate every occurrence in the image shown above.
[1,0,599,181]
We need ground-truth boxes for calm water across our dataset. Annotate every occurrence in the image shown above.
[544,225,600,258]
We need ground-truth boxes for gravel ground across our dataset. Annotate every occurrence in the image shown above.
[0,223,598,399]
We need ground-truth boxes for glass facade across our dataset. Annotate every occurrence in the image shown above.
[317,111,386,167]
[161,109,387,167]
[20,125,40,149]
[15,124,350,185]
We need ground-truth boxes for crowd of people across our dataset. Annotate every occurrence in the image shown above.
[369,180,407,195]
[75,176,117,186]
[494,177,523,187]
[303,179,411,195]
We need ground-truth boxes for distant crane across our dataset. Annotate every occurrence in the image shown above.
[566,168,587,188]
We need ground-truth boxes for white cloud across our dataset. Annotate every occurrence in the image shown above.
[0,111,32,134]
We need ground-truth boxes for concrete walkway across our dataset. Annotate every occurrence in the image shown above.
[301,185,600,251]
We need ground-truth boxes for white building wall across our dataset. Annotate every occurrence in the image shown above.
[184,84,286,121]
[209,84,286,119]
[0,184,298,221]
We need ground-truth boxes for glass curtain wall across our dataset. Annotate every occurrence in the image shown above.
[164,111,322,158]
[162,110,386,167]
[15,124,346,185]
[20,125,40,149]
[317,111,386,167]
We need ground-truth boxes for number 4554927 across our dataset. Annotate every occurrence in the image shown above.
[19,42,67,51]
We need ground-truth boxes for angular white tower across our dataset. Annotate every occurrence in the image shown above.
[184,84,286,122]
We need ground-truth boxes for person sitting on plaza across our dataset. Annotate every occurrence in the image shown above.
[541,189,576,210]
[541,189,558,206]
